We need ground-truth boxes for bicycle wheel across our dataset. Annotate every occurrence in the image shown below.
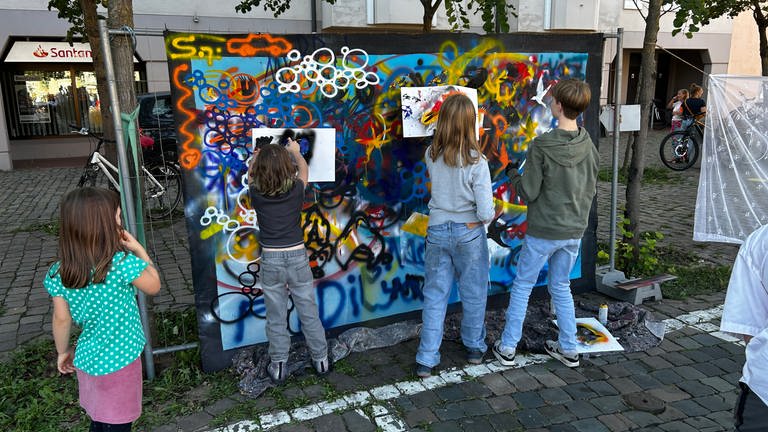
[659,131,699,171]
[144,162,182,220]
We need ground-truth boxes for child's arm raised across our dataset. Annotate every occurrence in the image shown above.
[52,297,75,374]
[121,230,161,296]
[286,138,309,186]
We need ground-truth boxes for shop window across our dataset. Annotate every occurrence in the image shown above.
[2,70,100,138]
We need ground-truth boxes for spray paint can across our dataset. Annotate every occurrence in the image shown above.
[598,304,609,325]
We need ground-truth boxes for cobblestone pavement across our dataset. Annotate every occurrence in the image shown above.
[152,292,741,432]
[0,129,746,431]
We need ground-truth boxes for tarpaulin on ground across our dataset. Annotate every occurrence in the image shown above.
[694,75,768,244]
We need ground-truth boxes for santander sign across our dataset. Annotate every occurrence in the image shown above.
[7,41,95,63]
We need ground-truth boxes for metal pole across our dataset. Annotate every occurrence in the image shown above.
[608,28,623,271]
[311,0,318,33]
[98,19,156,380]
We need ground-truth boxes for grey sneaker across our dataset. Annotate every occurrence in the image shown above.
[312,356,331,376]
[267,360,288,384]
[492,341,516,366]
[544,340,579,368]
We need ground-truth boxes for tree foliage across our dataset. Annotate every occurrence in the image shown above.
[671,0,768,75]
[235,0,516,33]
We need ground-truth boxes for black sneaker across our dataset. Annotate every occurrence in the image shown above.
[544,340,579,368]
[467,348,485,365]
[492,341,516,366]
[267,360,288,384]
[416,363,432,378]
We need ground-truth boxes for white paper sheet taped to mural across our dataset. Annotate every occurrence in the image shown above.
[251,127,336,183]
[400,85,478,138]
[694,75,768,244]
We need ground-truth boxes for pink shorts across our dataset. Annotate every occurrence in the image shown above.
[77,357,143,424]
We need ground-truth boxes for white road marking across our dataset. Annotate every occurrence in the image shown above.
[210,304,730,431]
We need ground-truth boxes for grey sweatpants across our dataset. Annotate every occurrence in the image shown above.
[260,248,328,362]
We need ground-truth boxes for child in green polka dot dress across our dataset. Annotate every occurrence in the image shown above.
[45,187,160,432]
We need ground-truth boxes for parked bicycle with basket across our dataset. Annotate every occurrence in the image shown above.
[73,125,183,220]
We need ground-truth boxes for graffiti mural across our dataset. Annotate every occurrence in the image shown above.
[164,32,603,371]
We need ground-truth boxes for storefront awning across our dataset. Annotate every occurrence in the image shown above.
[4,41,139,63]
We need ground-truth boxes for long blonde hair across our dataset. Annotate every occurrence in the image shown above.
[428,93,480,167]
[249,144,296,196]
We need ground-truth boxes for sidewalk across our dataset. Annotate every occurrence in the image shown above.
[0,129,744,431]
[173,292,740,432]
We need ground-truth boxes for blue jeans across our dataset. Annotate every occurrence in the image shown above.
[416,222,489,368]
[499,235,581,355]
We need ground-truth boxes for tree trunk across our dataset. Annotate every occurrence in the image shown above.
[420,0,442,32]
[624,0,662,271]
[108,0,137,126]
[752,1,768,76]
[80,0,116,160]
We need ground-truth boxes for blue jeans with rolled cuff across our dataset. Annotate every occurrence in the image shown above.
[416,222,490,368]
[498,234,581,355]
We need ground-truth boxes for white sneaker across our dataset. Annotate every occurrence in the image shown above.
[544,340,579,368]
[492,341,516,366]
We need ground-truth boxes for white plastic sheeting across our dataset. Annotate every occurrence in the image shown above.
[694,75,768,244]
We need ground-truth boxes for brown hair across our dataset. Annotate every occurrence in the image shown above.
[552,79,591,120]
[56,187,124,288]
[428,93,480,167]
[249,144,296,196]
[689,83,704,98]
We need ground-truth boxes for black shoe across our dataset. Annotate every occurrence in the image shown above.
[467,348,485,365]
[416,363,432,378]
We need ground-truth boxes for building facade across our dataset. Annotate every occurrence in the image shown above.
[0,0,750,170]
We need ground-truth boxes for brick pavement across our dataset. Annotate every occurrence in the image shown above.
[148,291,741,432]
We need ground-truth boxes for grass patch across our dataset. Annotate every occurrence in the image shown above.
[597,166,681,185]
[12,220,60,236]
[598,243,733,300]
[0,308,239,431]
[661,264,732,300]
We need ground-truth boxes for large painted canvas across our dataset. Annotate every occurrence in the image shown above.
[163,32,603,371]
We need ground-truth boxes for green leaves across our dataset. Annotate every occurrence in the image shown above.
[236,0,337,17]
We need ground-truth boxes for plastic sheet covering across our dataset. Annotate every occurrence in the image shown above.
[694,75,768,244]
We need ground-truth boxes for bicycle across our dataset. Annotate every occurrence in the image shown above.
[73,125,183,220]
[659,118,704,171]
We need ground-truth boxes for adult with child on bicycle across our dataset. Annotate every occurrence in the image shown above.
[682,83,707,129]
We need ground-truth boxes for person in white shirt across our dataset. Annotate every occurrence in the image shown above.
[720,224,768,431]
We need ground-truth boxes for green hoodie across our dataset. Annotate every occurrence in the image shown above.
[510,127,599,240]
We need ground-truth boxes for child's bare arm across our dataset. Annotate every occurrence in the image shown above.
[121,230,161,295]
[52,297,75,374]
